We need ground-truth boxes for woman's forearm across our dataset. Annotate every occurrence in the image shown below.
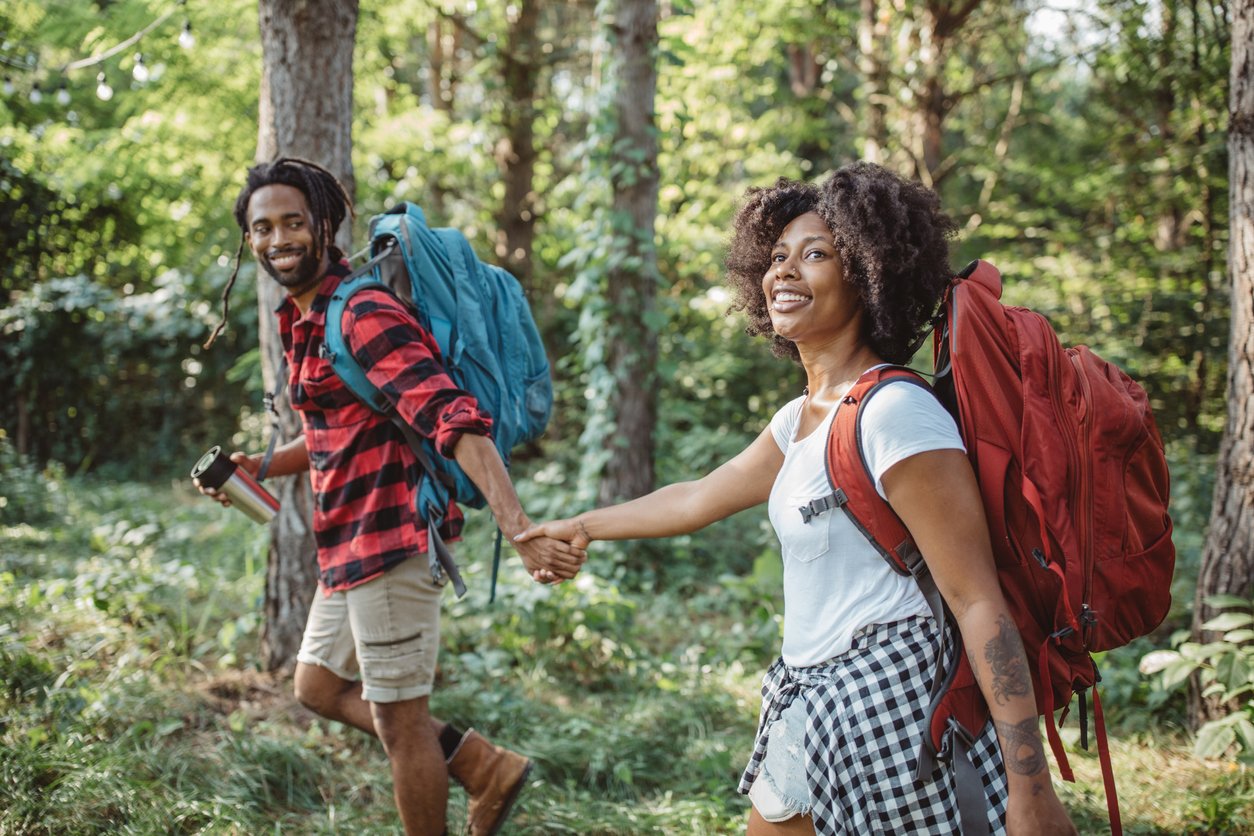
[576,480,723,541]
[955,601,1052,790]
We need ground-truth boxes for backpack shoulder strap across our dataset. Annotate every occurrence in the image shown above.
[820,365,971,794]
[821,365,931,576]
[323,262,397,416]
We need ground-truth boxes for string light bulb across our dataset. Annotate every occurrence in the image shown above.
[56,81,71,106]
[28,83,42,104]
[96,72,114,101]
[179,20,195,50]
[132,53,149,83]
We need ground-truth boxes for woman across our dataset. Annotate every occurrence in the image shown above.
[518,163,1075,835]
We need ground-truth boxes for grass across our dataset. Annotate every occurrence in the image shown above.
[0,475,1250,835]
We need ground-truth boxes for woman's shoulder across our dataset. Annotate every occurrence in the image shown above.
[771,393,807,429]
[768,393,807,449]
[864,376,951,418]
[859,376,964,470]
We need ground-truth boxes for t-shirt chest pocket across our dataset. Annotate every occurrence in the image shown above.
[784,490,832,563]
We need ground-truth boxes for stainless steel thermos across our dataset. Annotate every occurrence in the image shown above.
[190,446,280,524]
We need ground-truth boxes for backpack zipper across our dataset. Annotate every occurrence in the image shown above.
[1043,323,1085,634]
[1069,349,1096,648]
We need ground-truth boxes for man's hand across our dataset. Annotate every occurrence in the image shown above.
[511,528,586,584]
[514,517,591,584]
[193,451,260,508]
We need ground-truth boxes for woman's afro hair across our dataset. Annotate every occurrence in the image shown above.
[724,161,958,364]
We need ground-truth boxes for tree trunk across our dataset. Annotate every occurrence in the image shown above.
[429,19,448,111]
[859,0,890,165]
[599,0,659,505]
[907,0,981,187]
[254,0,358,672]
[1190,0,1254,726]
[495,0,541,290]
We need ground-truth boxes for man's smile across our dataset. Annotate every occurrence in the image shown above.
[268,248,306,271]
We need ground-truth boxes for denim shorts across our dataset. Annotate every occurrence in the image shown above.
[296,554,445,703]
[748,696,812,821]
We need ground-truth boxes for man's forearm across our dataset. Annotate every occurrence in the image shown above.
[260,435,310,478]
[449,433,528,537]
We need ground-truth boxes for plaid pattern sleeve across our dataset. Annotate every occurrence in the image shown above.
[279,265,489,593]
[342,287,494,457]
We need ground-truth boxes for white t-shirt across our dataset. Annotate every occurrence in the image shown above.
[768,376,966,667]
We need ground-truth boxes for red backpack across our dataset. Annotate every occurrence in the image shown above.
[809,260,1175,835]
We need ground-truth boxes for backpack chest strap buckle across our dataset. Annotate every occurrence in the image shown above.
[799,489,848,524]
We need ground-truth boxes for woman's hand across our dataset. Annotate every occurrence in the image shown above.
[515,518,591,584]
[1005,782,1077,835]
[511,526,587,584]
[515,517,591,550]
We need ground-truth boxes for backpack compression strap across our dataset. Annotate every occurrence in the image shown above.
[256,357,287,482]
[392,418,468,598]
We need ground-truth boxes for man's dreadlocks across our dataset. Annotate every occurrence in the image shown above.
[204,157,355,348]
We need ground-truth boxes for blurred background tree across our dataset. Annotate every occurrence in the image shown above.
[1191,0,1252,725]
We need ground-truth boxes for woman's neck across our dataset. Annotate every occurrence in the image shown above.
[798,342,886,409]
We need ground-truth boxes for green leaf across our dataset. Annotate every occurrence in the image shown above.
[1235,717,1254,752]
[1160,657,1201,690]
[1138,649,1180,675]
[1204,595,1254,609]
[1194,718,1237,759]
[1202,612,1254,632]
[1225,654,1251,695]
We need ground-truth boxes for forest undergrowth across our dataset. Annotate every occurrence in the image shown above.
[0,473,1250,835]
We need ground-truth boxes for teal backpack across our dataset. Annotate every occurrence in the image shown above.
[322,202,553,597]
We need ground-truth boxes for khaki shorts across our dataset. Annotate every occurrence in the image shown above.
[296,555,445,703]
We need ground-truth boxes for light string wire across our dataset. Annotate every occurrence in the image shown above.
[1,3,185,85]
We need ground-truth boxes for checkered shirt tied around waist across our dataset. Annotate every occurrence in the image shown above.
[739,615,1009,835]
[276,261,494,593]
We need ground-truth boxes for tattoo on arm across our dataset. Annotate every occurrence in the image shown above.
[994,716,1047,777]
[985,614,1031,706]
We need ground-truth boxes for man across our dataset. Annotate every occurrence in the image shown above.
[198,157,584,836]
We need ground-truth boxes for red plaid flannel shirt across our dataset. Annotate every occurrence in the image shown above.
[277,261,494,592]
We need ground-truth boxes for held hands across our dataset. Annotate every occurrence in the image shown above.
[514,517,591,584]
[193,451,260,508]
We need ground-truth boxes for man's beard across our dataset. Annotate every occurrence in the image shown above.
[260,247,323,291]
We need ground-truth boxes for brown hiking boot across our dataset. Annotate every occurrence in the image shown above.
[446,728,533,836]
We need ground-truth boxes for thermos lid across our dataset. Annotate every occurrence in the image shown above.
[190,446,235,490]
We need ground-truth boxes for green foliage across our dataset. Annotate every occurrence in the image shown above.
[1142,594,1254,761]
[0,269,253,478]
[1,0,263,479]
[1,475,1247,834]
[0,430,62,525]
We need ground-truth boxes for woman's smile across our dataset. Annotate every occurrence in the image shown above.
[772,289,812,312]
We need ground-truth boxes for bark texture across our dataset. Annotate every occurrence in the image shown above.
[600,0,660,505]
[254,0,358,671]
[495,0,542,289]
[858,0,890,165]
[1191,0,1254,725]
